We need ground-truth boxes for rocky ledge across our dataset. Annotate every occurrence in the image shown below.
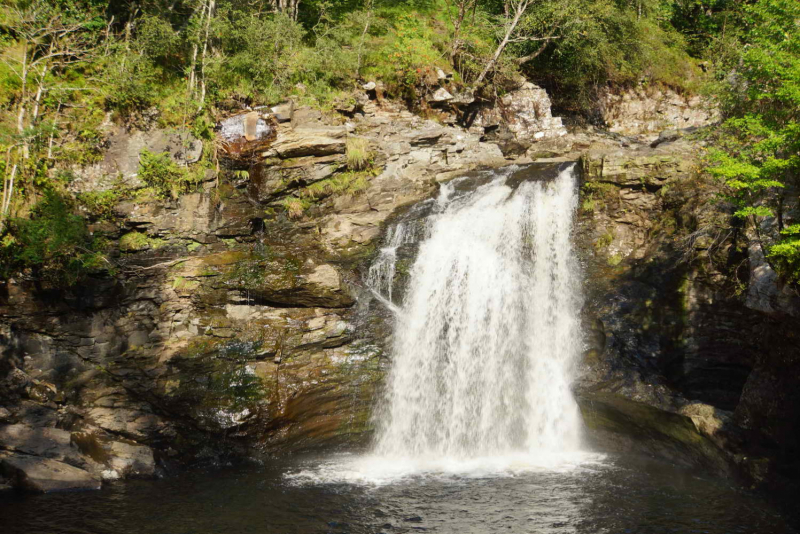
[0,81,574,492]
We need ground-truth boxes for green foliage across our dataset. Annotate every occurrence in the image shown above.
[300,167,378,200]
[138,149,199,200]
[520,0,700,113]
[705,0,800,283]
[78,190,124,220]
[279,196,312,219]
[0,190,107,284]
[769,225,800,284]
[120,232,149,252]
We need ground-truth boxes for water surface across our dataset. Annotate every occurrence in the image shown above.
[1,453,795,534]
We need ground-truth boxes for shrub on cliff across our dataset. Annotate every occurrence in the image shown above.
[0,190,108,285]
[138,150,200,200]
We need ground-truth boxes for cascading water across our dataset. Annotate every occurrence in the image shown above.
[373,164,584,461]
[289,164,593,483]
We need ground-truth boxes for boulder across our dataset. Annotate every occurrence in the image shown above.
[106,441,156,478]
[269,127,347,159]
[271,102,294,123]
[498,82,567,143]
[0,424,83,465]
[0,454,101,492]
[429,87,454,103]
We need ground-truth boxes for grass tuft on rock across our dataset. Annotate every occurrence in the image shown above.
[345,137,371,171]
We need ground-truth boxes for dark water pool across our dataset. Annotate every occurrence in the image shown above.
[0,453,795,534]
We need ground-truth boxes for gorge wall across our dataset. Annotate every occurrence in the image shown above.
[1,82,798,499]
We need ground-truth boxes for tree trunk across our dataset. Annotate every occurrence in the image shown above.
[188,1,208,96]
[0,162,18,232]
[475,1,529,86]
[356,0,374,76]
[198,0,216,110]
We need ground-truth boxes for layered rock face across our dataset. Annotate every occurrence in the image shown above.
[0,91,526,492]
[1,80,797,499]
[599,86,719,135]
[575,139,800,492]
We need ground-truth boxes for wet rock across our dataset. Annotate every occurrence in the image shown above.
[105,441,156,478]
[576,390,732,473]
[0,425,83,465]
[0,454,101,492]
[218,111,278,158]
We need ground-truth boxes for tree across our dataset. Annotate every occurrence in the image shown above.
[475,0,563,85]
[707,0,800,283]
[272,0,301,21]
[0,0,97,230]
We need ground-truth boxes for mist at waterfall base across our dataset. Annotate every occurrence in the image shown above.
[2,164,797,534]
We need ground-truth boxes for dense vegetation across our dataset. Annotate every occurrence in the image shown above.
[0,0,797,285]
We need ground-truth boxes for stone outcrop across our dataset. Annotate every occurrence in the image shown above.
[71,126,203,193]
[0,93,514,492]
[574,138,800,492]
[0,454,101,493]
[599,86,719,136]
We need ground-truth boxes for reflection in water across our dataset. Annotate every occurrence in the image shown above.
[0,454,795,534]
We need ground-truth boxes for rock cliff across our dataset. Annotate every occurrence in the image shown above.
[1,83,797,500]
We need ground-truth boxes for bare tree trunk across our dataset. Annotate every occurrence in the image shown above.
[16,42,28,137]
[1,162,18,232]
[356,0,374,77]
[188,1,208,96]
[198,0,215,110]
[475,1,530,86]
[448,0,476,60]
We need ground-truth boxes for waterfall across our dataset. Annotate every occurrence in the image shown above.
[374,164,584,460]
[367,222,411,303]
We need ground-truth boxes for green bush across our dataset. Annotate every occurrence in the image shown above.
[0,190,108,284]
[138,149,198,200]
[78,190,124,220]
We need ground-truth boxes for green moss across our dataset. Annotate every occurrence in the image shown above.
[595,231,614,251]
[279,196,312,219]
[299,167,378,202]
[607,253,623,267]
[119,231,166,252]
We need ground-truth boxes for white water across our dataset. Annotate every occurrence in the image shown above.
[376,164,583,457]
[289,165,598,485]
